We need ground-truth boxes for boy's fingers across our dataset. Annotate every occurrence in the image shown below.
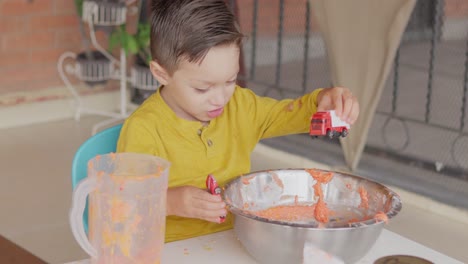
[341,92,356,121]
[349,103,360,124]
[341,98,352,122]
[332,93,343,117]
[200,200,226,211]
[191,192,226,210]
[316,99,326,112]
[191,187,223,202]
[197,208,227,222]
[205,216,225,223]
[200,192,223,202]
[317,93,332,112]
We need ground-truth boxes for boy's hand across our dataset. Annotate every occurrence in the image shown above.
[316,87,359,124]
[166,186,227,223]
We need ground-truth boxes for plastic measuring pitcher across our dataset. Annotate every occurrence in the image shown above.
[70,153,170,263]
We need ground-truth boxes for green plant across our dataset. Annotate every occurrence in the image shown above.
[74,0,84,17]
[109,22,151,66]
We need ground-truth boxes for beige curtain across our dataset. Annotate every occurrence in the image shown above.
[310,0,416,171]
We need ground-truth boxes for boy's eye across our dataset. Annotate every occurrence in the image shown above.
[228,77,237,84]
[194,88,208,93]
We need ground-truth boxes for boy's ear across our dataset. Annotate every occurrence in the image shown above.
[149,61,170,85]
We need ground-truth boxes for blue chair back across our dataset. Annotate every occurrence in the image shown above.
[71,124,122,232]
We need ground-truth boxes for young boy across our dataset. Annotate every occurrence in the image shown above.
[117,0,359,242]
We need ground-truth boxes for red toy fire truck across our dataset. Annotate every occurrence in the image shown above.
[309,110,350,139]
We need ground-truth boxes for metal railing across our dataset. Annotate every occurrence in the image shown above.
[231,0,468,180]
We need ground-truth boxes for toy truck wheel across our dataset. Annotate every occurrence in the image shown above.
[326,130,334,139]
[341,129,348,138]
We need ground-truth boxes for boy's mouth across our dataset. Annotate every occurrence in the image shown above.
[207,107,224,118]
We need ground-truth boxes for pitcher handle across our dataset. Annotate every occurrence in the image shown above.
[69,177,98,258]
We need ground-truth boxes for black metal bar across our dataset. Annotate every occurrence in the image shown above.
[275,0,285,88]
[392,48,400,114]
[425,0,442,123]
[301,1,311,94]
[250,0,258,79]
[461,35,468,131]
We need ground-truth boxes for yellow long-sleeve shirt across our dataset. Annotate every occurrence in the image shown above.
[117,85,321,242]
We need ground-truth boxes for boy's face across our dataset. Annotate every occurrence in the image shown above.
[153,44,240,123]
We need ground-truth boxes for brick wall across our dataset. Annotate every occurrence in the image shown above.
[0,0,466,106]
[0,0,314,104]
[0,0,82,96]
[445,0,468,17]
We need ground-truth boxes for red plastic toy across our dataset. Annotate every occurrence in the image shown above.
[309,110,350,139]
[206,174,226,223]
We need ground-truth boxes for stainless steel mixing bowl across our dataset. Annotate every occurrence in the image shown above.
[223,169,402,264]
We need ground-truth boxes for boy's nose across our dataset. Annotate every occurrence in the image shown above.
[210,89,226,106]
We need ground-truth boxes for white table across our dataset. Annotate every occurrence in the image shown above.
[66,229,463,264]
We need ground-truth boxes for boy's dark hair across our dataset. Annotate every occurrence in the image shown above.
[150,0,243,74]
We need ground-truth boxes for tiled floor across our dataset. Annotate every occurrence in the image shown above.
[1,116,467,264]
